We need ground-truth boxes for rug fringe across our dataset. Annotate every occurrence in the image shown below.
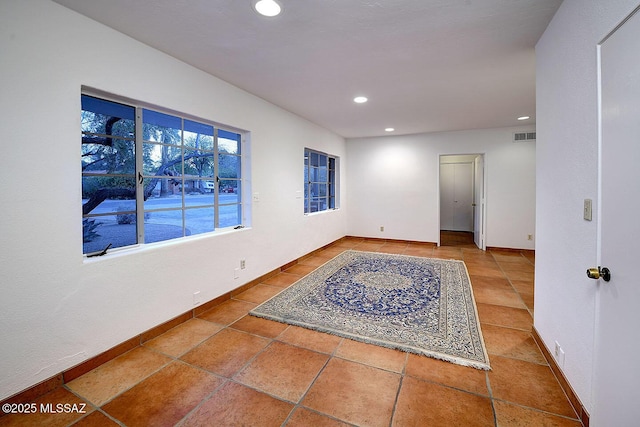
[249,311,491,371]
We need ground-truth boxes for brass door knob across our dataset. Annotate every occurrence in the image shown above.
[586,266,611,282]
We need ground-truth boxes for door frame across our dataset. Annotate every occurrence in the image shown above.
[437,153,487,249]
[473,155,486,250]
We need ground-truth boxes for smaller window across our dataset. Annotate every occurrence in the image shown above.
[304,148,338,214]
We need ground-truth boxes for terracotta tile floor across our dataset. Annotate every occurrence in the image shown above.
[0,233,583,426]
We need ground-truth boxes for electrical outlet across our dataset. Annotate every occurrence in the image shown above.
[193,291,201,306]
[527,234,533,241]
[240,259,246,269]
[584,199,592,221]
[380,226,384,232]
[554,341,566,368]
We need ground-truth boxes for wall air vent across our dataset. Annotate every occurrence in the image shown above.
[513,131,536,142]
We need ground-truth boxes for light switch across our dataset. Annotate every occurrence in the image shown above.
[584,199,592,221]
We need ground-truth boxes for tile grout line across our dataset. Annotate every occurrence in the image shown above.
[170,371,229,427]
[388,352,410,427]
[65,347,177,410]
[278,354,334,426]
[490,252,533,315]
[485,369,498,427]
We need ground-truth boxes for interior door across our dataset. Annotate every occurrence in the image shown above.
[440,163,456,231]
[473,155,485,249]
[440,162,473,232]
[594,7,640,425]
[452,163,473,232]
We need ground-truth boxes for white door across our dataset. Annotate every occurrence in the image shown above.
[473,155,485,249]
[440,163,456,231]
[594,7,640,425]
[452,163,473,231]
[440,162,473,232]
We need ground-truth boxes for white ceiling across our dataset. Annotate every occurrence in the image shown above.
[52,0,561,138]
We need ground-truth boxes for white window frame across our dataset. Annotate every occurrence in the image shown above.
[81,92,245,255]
[304,147,338,214]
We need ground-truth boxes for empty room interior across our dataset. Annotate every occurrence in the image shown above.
[1,0,639,426]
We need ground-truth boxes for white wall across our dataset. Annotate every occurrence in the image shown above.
[0,0,347,400]
[535,0,639,416]
[346,127,536,249]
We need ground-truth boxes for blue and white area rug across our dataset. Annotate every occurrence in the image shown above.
[250,250,490,370]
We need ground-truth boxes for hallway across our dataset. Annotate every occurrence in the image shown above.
[0,237,580,426]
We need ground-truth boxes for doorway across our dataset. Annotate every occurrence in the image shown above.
[439,154,485,249]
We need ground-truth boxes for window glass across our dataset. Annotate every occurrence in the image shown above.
[184,149,215,177]
[185,207,215,235]
[143,110,182,144]
[184,120,214,150]
[219,204,242,228]
[219,154,240,178]
[219,129,240,154]
[143,144,182,176]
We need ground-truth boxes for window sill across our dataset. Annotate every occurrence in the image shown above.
[304,208,340,217]
[83,226,250,263]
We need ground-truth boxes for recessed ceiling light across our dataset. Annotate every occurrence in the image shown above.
[252,0,282,17]
[517,116,530,120]
[353,96,368,104]
[385,128,395,132]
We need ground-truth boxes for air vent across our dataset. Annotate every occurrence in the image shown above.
[513,131,536,142]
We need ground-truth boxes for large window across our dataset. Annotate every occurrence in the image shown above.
[304,148,337,214]
[81,94,243,255]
